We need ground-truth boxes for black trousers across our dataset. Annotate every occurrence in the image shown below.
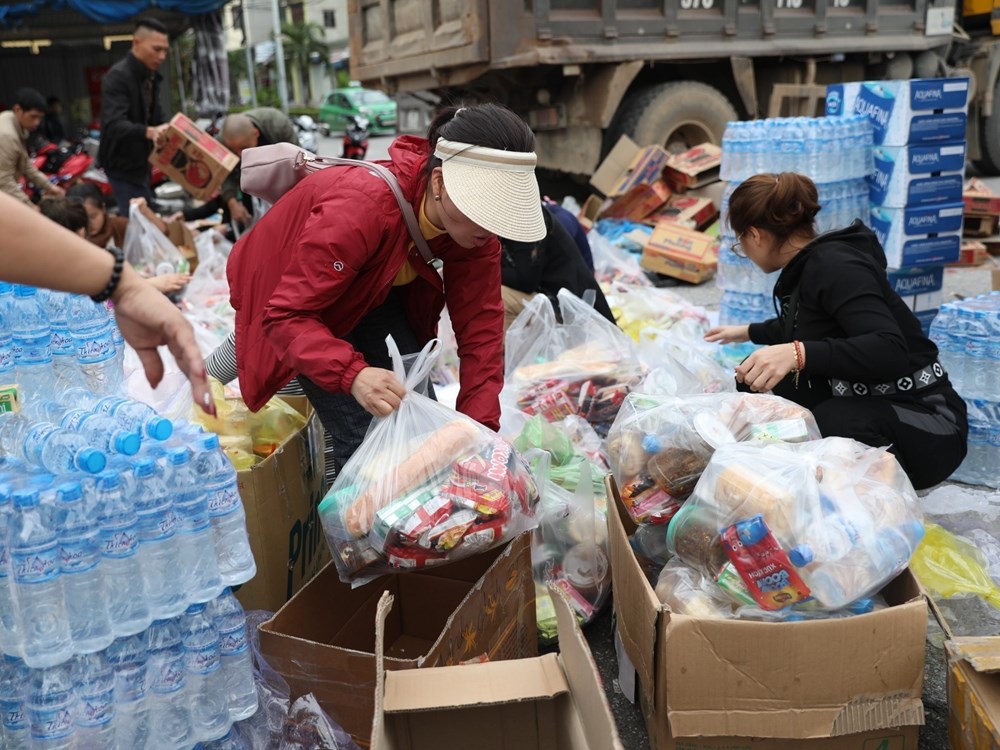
[299,288,429,476]
[811,387,968,490]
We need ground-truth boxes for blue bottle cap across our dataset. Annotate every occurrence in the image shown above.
[12,285,36,298]
[0,282,12,295]
[788,544,814,568]
[115,431,142,457]
[133,458,156,479]
[78,448,107,475]
[848,598,875,615]
[185,603,206,615]
[26,472,54,489]
[641,434,661,454]
[199,433,221,451]
[56,482,83,503]
[12,489,40,508]
[0,484,10,504]
[147,417,173,442]
[735,515,769,546]
[166,447,190,466]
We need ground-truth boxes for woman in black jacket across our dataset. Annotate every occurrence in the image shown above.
[706,172,967,489]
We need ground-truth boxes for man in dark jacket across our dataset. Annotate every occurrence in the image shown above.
[98,17,170,210]
[219,107,299,226]
[500,204,615,329]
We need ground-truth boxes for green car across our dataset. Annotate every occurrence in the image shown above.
[318,87,397,136]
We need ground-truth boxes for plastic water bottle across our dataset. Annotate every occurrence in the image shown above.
[8,489,72,669]
[180,603,230,742]
[24,663,75,749]
[929,305,959,378]
[39,291,79,383]
[0,413,106,475]
[132,458,187,620]
[194,434,256,586]
[94,471,151,637]
[72,651,116,748]
[0,655,30,749]
[59,409,141,458]
[90,396,173,442]
[986,310,1000,398]
[202,727,250,749]
[53,482,114,656]
[168,448,223,604]
[105,634,149,749]
[65,295,123,395]
[10,286,55,401]
[0,283,17,386]
[146,619,194,750]
[0,485,19,656]
[206,588,258,722]
[964,309,991,401]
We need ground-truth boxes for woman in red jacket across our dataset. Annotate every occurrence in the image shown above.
[226,104,545,473]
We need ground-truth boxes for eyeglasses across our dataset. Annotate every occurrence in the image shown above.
[732,233,746,258]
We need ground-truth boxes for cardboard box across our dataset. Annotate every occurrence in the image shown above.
[869,203,963,268]
[641,223,718,284]
[606,475,928,750]
[963,214,999,239]
[664,143,722,192]
[150,113,239,201]
[947,638,1000,749]
[371,586,624,750]
[600,180,672,221]
[233,396,329,613]
[952,240,990,266]
[258,534,535,746]
[963,178,1000,216]
[886,265,945,296]
[164,220,198,271]
[578,194,605,231]
[869,142,966,208]
[644,195,718,229]
[590,135,670,198]
[826,77,970,146]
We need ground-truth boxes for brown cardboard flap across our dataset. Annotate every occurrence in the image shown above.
[950,637,1000,674]
[605,475,661,702]
[551,584,626,750]
[590,135,640,196]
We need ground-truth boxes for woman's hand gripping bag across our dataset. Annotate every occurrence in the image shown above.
[504,289,643,438]
[319,337,541,586]
[666,437,924,612]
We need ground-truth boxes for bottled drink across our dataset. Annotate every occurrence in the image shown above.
[54,482,114,655]
[132,458,187,619]
[40,291,79,382]
[0,283,17,386]
[60,409,142,457]
[24,663,75,750]
[65,294,123,395]
[986,310,1000,398]
[929,304,962,381]
[72,651,116,748]
[0,484,19,655]
[168,448,223,603]
[8,489,72,668]
[10,285,54,401]
[0,655,30,749]
[146,618,193,749]
[206,588,258,722]
[202,727,250,749]
[194,434,256,586]
[94,470,151,637]
[630,521,671,569]
[964,309,991,400]
[0,413,106,475]
[56,388,174,443]
[105,634,150,749]
[180,603,230,742]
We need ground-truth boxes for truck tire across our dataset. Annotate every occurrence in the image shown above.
[613,81,737,154]
[974,79,1000,176]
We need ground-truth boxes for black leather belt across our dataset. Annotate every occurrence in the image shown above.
[829,361,946,398]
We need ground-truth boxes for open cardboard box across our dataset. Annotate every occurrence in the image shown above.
[641,223,718,284]
[606,474,928,750]
[371,585,623,750]
[258,534,535,747]
[946,637,1000,749]
[150,113,238,201]
[591,135,670,198]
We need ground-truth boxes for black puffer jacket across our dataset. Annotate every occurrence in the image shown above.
[748,220,954,409]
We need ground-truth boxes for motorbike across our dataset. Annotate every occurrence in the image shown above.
[21,140,95,201]
[294,114,319,154]
[342,115,370,160]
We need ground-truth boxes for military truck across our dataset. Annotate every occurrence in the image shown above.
[348,0,1000,175]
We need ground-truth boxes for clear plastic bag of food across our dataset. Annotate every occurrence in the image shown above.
[122,203,188,278]
[505,289,643,438]
[608,392,820,524]
[653,558,735,619]
[319,337,541,586]
[607,285,710,345]
[589,230,653,288]
[666,438,924,611]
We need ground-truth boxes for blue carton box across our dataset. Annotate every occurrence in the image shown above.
[869,142,966,208]
[886,265,945,296]
[870,206,962,268]
[826,77,969,146]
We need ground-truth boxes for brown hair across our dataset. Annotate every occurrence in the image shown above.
[727,172,820,243]
[40,197,88,234]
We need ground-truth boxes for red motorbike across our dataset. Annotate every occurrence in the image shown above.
[23,141,94,200]
[342,115,370,160]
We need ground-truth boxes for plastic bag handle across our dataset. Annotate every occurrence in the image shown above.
[384,335,442,391]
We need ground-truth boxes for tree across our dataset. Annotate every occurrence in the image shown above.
[228,48,248,103]
[280,21,330,106]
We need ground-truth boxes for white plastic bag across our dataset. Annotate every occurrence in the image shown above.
[122,203,187,278]
[319,336,540,586]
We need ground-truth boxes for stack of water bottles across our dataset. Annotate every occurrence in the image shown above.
[0,283,260,747]
[928,293,1000,489]
[717,116,874,337]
